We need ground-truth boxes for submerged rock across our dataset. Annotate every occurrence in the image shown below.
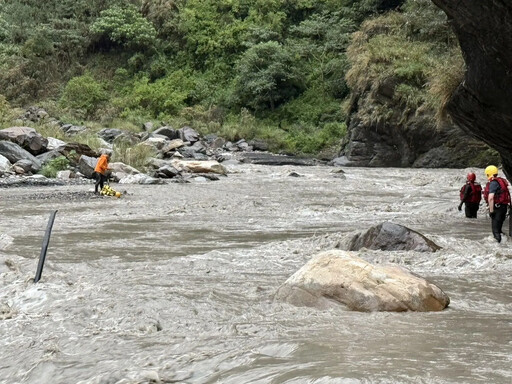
[344,222,441,252]
[275,250,450,312]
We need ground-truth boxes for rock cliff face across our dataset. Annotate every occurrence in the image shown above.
[337,84,492,168]
[431,0,512,178]
[335,2,496,169]
[333,94,492,168]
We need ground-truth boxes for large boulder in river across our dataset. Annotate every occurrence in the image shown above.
[0,141,41,172]
[239,152,316,166]
[0,127,48,155]
[344,222,441,252]
[275,250,450,312]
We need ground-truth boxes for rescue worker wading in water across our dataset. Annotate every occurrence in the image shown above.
[483,165,511,243]
[94,151,111,195]
[458,172,482,218]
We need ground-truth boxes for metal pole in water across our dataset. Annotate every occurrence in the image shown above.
[34,210,58,283]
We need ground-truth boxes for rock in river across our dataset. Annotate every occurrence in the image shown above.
[275,250,450,312]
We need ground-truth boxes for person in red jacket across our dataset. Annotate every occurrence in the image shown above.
[483,165,511,242]
[94,151,111,194]
[458,172,482,218]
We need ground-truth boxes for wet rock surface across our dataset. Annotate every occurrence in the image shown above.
[432,0,512,178]
[275,250,450,312]
[343,221,441,252]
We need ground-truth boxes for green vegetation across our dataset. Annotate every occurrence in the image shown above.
[0,0,462,156]
[60,73,108,118]
[40,156,70,178]
[345,0,463,124]
[112,139,156,172]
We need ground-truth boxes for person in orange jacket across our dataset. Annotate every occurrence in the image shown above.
[94,151,112,194]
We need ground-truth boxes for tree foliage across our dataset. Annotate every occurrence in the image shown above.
[0,0,458,155]
[90,4,157,50]
[60,73,108,117]
[234,41,302,111]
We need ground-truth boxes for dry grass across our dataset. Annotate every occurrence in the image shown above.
[427,49,465,121]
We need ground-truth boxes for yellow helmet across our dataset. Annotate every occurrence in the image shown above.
[485,165,499,179]
[115,191,121,198]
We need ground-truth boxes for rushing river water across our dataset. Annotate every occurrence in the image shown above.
[0,165,511,384]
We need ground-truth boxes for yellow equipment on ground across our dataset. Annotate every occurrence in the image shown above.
[100,185,122,198]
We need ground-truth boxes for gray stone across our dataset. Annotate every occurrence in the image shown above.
[248,139,268,151]
[344,222,441,252]
[179,126,200,143]
[113,132,140,146]
[62,124,87,135]
[142,122,154,131]
[78,155,98,178]
[57,170,74,179]
[156,165,180,178]
[236,140,252,152]
[0,126,48,155]
[154,126,179,140]
[23,106,49,122]
[0,154,13,175]
[14,159,34,173]
[0,141,41,171]
[46,137,67,151]
[118,174,162,184]
[98,128,123,143]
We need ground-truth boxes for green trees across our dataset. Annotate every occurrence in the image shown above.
[126,71,194,117]
[60,73,107,118]
[0,0,409,155]
[234,42,302,111]
[90,4,157,50]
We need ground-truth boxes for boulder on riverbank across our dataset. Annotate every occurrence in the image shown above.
[0,141,41,173]
[342,222,441,252]
[0,127,48,155]
[275,250,450,312]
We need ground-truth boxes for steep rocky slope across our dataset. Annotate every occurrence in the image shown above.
[336,3,494,168]
[431,0,512,177]
[338,80,492,168]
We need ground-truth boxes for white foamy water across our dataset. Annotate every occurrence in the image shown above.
[0,165,511,383]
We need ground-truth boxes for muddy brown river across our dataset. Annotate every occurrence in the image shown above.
[0,165,511,383]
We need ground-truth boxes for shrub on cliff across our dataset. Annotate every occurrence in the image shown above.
[345,0,463,121]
